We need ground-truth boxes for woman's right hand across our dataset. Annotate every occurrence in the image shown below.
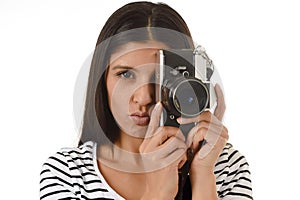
[139,102,187,200]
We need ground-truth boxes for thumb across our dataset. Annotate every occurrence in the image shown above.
[145,102,162,138]
[214,84,226,121]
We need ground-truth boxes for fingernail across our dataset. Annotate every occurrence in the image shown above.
[215,84,221,92]
[154,102,162,112]
[177,117,182,123]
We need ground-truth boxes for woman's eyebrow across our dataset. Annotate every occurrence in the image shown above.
[110,65,134,71]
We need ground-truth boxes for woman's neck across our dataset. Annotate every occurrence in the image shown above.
[115,131,143,153]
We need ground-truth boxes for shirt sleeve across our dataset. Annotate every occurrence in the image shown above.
[40,152,79,200]
[215,144,253,200]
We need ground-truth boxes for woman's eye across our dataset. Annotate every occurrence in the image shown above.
[117,70,134,79]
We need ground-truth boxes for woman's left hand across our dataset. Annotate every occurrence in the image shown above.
[179,111,228,171]
[177,84,229,199]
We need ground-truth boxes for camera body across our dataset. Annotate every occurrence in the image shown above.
[156,47,216,134]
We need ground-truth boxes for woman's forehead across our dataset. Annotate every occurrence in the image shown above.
[110,41,169,64]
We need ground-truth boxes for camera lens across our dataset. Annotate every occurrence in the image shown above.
[173,79,208,117]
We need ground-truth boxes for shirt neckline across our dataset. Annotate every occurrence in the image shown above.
[92,142,125,200]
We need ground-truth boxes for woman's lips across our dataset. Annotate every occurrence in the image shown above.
[130,113,150,126]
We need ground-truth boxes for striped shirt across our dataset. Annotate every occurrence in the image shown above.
[40,141,252,199]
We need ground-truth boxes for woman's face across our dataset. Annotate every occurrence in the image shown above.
[106,41,168,138]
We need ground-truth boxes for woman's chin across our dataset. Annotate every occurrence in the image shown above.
[119,124,148,139]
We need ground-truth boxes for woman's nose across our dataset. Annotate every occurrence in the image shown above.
[132,83,154,106]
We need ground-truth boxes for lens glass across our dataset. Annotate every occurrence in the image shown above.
[173,80,208,117]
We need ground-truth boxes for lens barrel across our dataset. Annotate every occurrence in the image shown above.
[162,78,209,118]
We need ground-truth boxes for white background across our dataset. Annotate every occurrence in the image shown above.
[1,0,299,199]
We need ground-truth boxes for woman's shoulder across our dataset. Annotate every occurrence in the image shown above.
[43,141,96,169]
[60,140,96,156]
[40,141,97,182]
[214,143,253,199]
[40,141,121,200]
[215,143,250,170]
[59,141,96,162]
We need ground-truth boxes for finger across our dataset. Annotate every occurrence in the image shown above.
[140,137,187,172]
[196,133,228,165]
[186,122,206,147]
[214,84,226,121]
[198,126,228,160]
[145,102,162,138]
[159,127,185,147]
[186,122,210,150]
[143,126,184,152]
[191,127,206,151]
[178,153,187,169]
[177,111,218,125]
[186,121,226,152]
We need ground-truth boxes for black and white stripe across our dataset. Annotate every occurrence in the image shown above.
[40,142,252,199]
[215,143,252,199]
[40,142,121,200]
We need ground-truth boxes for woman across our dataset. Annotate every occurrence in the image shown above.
[40,2,252,200]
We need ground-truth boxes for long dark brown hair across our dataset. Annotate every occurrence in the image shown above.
[79,1,194,145]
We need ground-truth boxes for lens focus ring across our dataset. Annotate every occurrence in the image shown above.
[172,78,209,117]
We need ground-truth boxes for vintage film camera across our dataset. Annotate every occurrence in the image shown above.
[156,46,216,135]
